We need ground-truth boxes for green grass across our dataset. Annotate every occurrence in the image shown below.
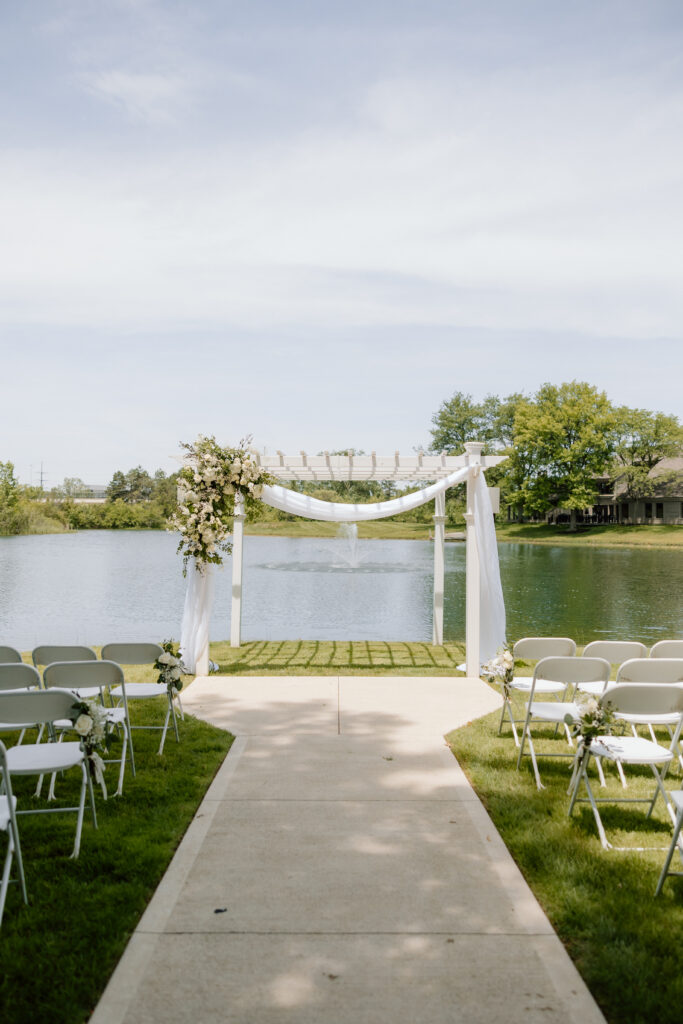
[447,692,683,1024]
[208,639,468,675]
[0,699,233,1024]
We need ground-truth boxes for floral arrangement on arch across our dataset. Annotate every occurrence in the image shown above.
[155,639,184,698]
[481,645,515,699]
[169,435,274,573]
[72,698,112,799]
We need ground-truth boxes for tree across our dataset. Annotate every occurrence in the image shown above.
[511,381,616,530]
[429,392,490,452]
[106,466,154,503]
[611,407,683,497]
[0,461,29,535]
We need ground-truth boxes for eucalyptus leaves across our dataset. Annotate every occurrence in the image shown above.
[169,435,273,573]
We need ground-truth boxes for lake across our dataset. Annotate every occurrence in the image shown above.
[0,530,681,650]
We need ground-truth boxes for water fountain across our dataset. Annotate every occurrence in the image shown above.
[336,522,361,569]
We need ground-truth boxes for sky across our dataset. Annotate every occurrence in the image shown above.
[1,0,682,487]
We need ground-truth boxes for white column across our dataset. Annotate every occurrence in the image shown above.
[464,442,484,677]
[432,490,446,645]
[230,492,245,647]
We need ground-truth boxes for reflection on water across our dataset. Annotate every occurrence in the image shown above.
[0,530,681,648]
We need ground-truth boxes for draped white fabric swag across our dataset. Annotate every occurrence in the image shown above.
[180,467,505,671]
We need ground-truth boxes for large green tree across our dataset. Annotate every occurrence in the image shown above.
[0,461,29,535]
[106,466,155,503]
[611,407,683,497]
[512,381,616,529]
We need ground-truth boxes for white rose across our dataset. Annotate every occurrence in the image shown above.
[170,666,182,681]
[75,714,93,737]
[158,652,173,665]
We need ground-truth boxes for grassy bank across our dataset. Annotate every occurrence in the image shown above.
[245,519,682,548]
[447,691,683,1023]
[0,689,232,1024]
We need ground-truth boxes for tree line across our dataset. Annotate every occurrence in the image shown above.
[1,380,681,536]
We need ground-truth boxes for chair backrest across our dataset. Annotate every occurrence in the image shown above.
[0,663,41,693]
[101,643,163,666]
[601,683,683,717]
[0,646,22,664]
[650,640,683,659]
[533,656,611,688]
[582,641,648,667]
[0,688,80,725]
[43,660,124,692]
[32,645,97,668]
[616,659,683,685]
[513,637,576,661]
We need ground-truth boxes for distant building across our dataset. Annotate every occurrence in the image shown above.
[547,457,683,526]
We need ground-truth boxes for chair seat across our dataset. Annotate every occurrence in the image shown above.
[527,701,580,724]
[0,721,36,732]
[111,683,167,699]
[615,711,682,727]
[0,793,18,831]
[6,741,84,774]
[577,681,609,697]
[70,686,104,700]
[511,678,566,695]
[591,735,674,765]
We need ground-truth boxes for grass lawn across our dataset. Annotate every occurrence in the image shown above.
[0,694,232,1024]
[447,689,683,1024]
[246,518,683,548]
[208,639,468,674]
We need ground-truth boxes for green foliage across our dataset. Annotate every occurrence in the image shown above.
[106,466,155,503]
[612,407,683,497]
[510,381,617,526]
[0,461,29,535]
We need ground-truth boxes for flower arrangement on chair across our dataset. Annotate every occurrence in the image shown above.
[565,698,616,786]
[155,640,184,699]
[168,435,274,574]
[481,646,515,700]
[71,699,112,798]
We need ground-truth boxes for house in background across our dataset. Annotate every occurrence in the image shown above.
[547,457,683,526]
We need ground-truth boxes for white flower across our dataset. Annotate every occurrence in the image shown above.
[170,666,182,681]
[158,652,173,665]
[75,714,93,737]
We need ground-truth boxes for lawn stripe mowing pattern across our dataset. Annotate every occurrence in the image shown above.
[210,639,467,674]
[447,693,683,1024]
[0,701,232,1024]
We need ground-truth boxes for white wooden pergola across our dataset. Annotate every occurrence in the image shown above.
[223,442,506,677]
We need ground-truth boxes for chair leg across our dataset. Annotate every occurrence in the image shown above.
[655,806,683,896]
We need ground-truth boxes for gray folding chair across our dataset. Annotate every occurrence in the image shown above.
[568,683,683,850]
[614,658,683,768]
[101,643,182,755]
[0,646,22,664]
[32,645,97,679]
[516,656,611,790]
[43,661,135,796]
[0,740,28,927]
[500,638,577,746]
[0,689,97,858]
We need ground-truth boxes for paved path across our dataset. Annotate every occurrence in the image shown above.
[91,676,605,1024]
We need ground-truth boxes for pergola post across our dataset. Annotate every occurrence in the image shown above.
[230,492,246,647]
[464,442,484,677]
[432,490,446,645]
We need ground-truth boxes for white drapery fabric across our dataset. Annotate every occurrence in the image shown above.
[180,561,215,673]
[474,472,507,663]
[260,465,470,522]
[179,465,506,672]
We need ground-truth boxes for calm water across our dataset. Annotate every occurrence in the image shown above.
[0,530,681,649]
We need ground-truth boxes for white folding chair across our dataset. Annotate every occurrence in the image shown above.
[43,661,135,797]
[568,683,683,851]
[0,646,22,664]
[101,643,182,756]
[32,644,97,677]
[650,641,683,659]
[500,637,577,746]
[516,656,611,790]
[0,740,28,927]
[655,791,683,896]
[0,664,43,746]
[615,659,683,768]
[0,689,98,858]
[577,641,648,696]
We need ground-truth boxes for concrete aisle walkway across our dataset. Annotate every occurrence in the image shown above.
[91,676,605,1024]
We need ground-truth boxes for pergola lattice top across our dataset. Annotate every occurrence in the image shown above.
[250,451,499,483]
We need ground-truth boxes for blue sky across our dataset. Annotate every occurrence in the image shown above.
[2,0,682,487]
